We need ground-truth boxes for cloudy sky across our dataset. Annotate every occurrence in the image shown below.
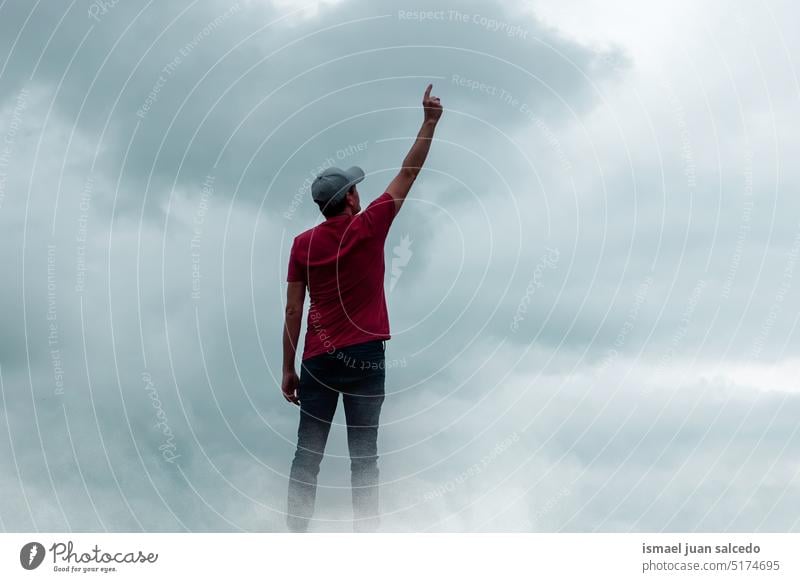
[1,0,799,532]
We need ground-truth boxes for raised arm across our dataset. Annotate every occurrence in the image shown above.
[386,83,443,212]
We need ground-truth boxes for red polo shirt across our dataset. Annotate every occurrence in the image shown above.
[287,192,397,360]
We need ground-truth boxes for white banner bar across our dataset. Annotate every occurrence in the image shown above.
[1,533,796,581]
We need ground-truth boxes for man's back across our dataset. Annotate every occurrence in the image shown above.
[287,192,397,360]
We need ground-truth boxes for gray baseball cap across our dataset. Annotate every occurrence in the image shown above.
[311,166,365,206]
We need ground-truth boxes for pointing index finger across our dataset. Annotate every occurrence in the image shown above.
[424,83,432,100]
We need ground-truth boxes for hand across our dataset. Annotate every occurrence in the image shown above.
[422,83,443,124]
[281,370,300,405]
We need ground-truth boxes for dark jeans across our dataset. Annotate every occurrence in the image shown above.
[287,339,386,533]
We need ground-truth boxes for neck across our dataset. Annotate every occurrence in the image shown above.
[329,207,355,219]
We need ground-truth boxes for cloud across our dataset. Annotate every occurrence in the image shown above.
[0,0,799,533]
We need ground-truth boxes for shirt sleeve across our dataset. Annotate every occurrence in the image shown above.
[359,192,397,240]
[286,238,306,283]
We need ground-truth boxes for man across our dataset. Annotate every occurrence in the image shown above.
[282,84,443,532]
